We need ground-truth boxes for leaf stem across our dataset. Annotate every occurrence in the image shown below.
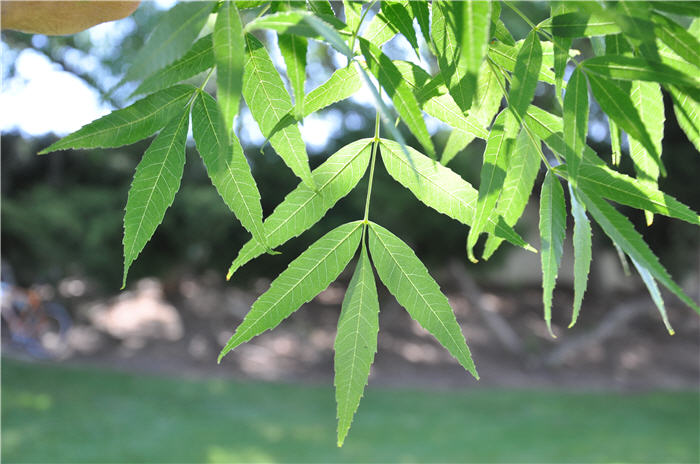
[362,105,382,229]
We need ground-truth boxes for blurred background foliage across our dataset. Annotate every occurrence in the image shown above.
[2,1,699,292]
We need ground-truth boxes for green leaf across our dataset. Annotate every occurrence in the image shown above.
[629,256,674,335]
[246,11,352,58]
[381,1,419,55]
[219,221,363,360]
[437,61,503,165]
[551,1,575,100]
[343,0,363,33]
[563,67,589,182]
[568,185,592,328]
[368,222,477,378]
[604,33,630,166]
[577,190,700,315]
[361,10,397,50]
[652,12,700,72]
[393,61,488,142]
[40,85,196,154]
[278,34,308,118]
[131,34,214,98]
[432,1,476,113]
[122,2,214,83]
[307,0,347,30]
[581,55,700,90]
[378,138,533,252]
[573,163,700,226]
[629,80,664,225]
[227,139,373,279]
[671,87,700,153]
[214,1,245,132]
[467,110,517,262]
[491,19,516,47]
[441,129,475,166]
[539,170,567,337]
[303,65,362,117]
[453,0,492,112]
[359,38,435,158]
[482,128,541,260]
[585,71,663,176]
[191,91,266,247]
[353,64,414,164]
[488,40,557,86]
[651,1,700,17]
[243,34,314,189]
[508,29,542,120]
[526,106,700,225]
[471,60,506,128]
[122,108,190,288]
[334,244,379,448]
[538,11,621,38]
[409,0,431,46]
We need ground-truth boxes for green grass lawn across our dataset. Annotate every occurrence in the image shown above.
[2,358,698,463]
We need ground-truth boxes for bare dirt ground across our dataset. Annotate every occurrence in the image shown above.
[3,267,699,391]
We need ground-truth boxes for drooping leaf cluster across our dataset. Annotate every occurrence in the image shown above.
[40,0,700,446]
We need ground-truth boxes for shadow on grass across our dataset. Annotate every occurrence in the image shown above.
[2,358,698,463]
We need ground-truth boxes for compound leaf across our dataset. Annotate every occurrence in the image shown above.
[335,244,379,447]
[40,85,196,154]
[379,138,532,252]
[243,34,314,188]
[368,222,477,378]
[214,1,245,132]
[123,108,190,287]
[539,170,567,336]
[227,139,373,279]
[219,220,363,360]
[132,34,214,97]
[191,91,266,246]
